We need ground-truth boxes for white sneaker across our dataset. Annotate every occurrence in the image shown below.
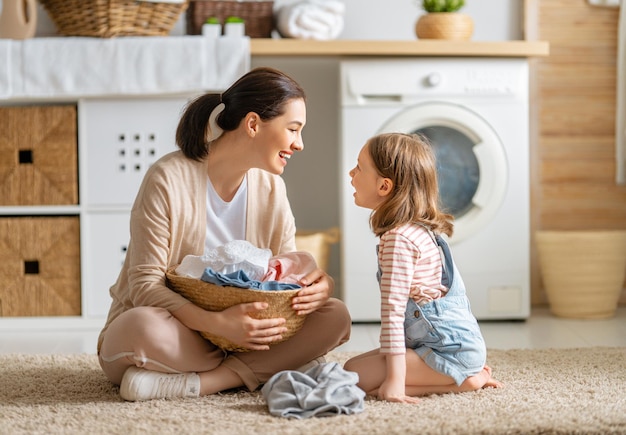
[119,366,201,401]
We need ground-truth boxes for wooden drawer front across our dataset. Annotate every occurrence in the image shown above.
[0,217,81,316]
[0,105,78,205]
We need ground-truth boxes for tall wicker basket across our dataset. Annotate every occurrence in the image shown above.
[39,0,189,37]
[536,230,626,319]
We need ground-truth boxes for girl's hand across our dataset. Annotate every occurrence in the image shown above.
[377,354,420,404]
[291,268,334,315]
[377,379,421,404]
[214,302,288,351]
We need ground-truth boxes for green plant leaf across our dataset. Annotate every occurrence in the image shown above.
[225,16,245,23]
[422,0,465,13]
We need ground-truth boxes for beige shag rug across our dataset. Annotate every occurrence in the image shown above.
[1,348,625,435]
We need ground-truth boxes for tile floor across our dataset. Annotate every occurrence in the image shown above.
[1,307,624,355]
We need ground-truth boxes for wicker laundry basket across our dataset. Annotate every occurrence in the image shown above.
[166,267,305,352]
[536,230,626,319]
[186,0,274,37]
[39,0,189,37]
[295,227,340,272]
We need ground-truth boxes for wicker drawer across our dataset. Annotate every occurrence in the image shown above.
[0,105,78,206]
[0,216,81,317]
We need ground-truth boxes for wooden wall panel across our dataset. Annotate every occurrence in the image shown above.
[525,0,626,305]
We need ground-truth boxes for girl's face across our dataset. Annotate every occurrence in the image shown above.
[253,98,306,175]
[349,144,391,210]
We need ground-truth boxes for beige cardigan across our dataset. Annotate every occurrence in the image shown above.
[97,151,297,351]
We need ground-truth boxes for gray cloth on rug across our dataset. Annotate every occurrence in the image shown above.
[261,362,366,419]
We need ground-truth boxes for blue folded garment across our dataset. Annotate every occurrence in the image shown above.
[261,362,366,419]
[201,268,301,291]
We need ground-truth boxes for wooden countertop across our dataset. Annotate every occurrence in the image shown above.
[250,39,549,57]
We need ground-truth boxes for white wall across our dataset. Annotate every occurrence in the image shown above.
[11,0,523,290]
[253,1,524,286]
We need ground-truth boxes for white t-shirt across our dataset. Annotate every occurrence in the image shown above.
[204,175,247,253]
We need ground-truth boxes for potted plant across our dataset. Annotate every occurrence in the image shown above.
[415,0,474,40]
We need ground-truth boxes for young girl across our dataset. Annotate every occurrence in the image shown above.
[343,132,501,404]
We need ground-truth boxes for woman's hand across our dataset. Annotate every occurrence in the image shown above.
[215,302,288,350]
[291,268,334,315]
[172,301,287,351]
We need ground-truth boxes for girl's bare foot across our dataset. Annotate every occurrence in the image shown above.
[480,365,503,389]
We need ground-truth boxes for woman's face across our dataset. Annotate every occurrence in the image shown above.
[349,144,388,210]
[255,98,306,175]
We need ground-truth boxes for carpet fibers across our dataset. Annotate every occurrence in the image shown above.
[1,348,625,434]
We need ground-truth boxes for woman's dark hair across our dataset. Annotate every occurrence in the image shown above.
[176,67,306,161]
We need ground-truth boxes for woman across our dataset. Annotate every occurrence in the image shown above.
[98,67,351,401]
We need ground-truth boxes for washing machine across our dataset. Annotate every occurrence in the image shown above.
[340,58,530,321]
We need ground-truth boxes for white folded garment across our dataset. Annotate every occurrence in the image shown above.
[276,0,345,40]
[176,240,272,281]
[0,36,250,99]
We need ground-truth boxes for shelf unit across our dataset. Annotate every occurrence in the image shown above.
[0,96,195,331]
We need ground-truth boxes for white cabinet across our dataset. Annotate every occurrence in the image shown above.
[0,96,194,330]
[0,36,249,331]
[79,97,189,319]
[80,98,186,207]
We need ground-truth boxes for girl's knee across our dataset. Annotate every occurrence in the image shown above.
[343,357,357,372]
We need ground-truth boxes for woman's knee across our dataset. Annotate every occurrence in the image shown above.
[102,307,180,354]
[304,298,352,346]
[320,298,352,329]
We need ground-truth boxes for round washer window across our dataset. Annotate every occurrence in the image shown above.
[378,102,508,244]
[415,125,480,219]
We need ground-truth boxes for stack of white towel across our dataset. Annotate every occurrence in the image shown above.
[275,0,345,40]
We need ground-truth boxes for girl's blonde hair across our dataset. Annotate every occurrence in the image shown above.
[367,132,454,237]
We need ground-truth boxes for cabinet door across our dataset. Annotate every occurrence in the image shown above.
[80,97,190,207]
[0,216,81,317]
[81,212,130,318]
[0,105,78,206]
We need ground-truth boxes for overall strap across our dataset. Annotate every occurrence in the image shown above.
[418,223,454,289]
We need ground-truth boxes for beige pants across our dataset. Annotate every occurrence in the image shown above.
[98,298,351,391]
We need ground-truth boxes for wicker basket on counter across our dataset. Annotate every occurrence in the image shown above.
[39,0,189,38]
[186,1,274,37]
[166,267,305,352]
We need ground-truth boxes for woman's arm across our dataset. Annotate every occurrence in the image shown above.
[172,301,289,351]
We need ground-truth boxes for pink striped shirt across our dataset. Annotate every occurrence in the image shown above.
[378,223,448,355]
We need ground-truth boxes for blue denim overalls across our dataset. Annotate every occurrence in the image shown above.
[377,229,486,386]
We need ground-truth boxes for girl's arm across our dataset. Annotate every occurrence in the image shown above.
[378,354,420,404]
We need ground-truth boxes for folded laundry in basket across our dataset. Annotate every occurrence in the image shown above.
[262,251,318,284]
[201,268,301,291]
[176,240,272,280]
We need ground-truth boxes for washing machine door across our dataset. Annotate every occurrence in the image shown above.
[378,102,508,244]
